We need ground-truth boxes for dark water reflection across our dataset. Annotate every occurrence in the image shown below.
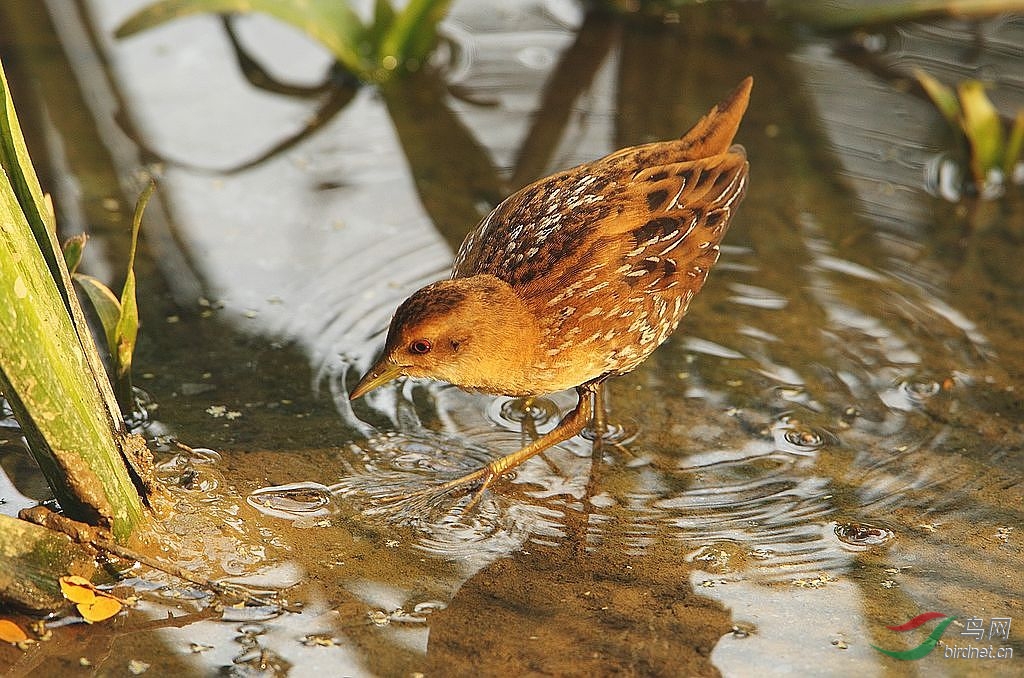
[1,1,1023,675]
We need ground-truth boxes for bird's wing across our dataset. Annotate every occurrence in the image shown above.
[450,161,624,286]
[607,147,749,296]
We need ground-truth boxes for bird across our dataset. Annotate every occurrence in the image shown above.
[350,77,752,502]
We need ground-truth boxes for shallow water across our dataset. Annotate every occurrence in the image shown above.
[1,1,1022,676]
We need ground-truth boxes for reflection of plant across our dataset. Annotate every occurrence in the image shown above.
[116,0,453,83]
[916,70,1024,197]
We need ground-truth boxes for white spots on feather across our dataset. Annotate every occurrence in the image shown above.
[587,281,610,294]
[658,235,685,256]
[616,263,632,274]
[545,271,599,307]
[603,329,617,341]
[604,306,624,320]
[625,269,647,278]
[580,306,604,319]
[658,229,680,243]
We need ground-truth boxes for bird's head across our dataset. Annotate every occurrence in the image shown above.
[349,275,538,399]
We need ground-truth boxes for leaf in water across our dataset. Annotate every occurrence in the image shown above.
[59,575,98,604]
[59,575,124,623]
[958,80,1004,186]
[115,0,370,80]
[74,273,121,356]
[914,69,960,127]
[62,233,88,276]
[78,595,123,624]
[0,619,28,644]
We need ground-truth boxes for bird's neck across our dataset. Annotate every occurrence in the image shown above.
[453,275,546,396]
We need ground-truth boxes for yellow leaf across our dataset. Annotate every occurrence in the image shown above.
[59,575,124,623]
[59,575,97,604]
[0,619,28,644]
[77,595,122,624]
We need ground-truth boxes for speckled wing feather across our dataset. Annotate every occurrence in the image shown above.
[530,149,749,379]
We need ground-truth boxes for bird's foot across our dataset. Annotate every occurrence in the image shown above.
[371,463,502,515]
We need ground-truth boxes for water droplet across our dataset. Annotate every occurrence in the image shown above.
[833,521,895,550]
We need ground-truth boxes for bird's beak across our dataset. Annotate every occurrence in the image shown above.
[349,358,405,400]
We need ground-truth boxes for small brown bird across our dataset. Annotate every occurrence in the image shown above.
[351,77,752,499]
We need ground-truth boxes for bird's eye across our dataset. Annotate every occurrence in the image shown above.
[409,339,432,355]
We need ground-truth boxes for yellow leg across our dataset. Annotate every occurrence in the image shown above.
[433,381,600,507]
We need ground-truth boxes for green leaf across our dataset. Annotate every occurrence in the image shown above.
[73,273,122,355]
[0,61,61,284]
[1004,110,1024,178]
[368,0,397,58]
[958,80,1004,186]
[914,69,960,128]
[62,234,88,276]
[380,0,453,74]
[116,0,371,79]
[113,183,155,379]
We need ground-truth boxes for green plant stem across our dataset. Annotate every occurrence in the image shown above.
[0,58,146,541]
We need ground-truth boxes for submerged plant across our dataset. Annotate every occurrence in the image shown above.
[916,69,1024,199]
[116,0,454,83]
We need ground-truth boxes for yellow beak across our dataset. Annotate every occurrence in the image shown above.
[349,359,405,400]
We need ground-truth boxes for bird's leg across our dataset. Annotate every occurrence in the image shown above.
[432,382,599,507]
[590,383,609,438]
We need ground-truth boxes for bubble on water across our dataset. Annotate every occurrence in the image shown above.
[772,417,837,455]
[832,521,896,551]
[901,378,941,401]
[247,482,339,526]
[488,396,561,432]
[580,419,639,444]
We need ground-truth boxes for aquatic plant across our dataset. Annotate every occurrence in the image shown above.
[115,0,454,83]
[69,184,153,412]
[916,69,1024,198]
[0,58,147,542]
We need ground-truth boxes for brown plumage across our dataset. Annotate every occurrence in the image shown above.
[351,77,752,499]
